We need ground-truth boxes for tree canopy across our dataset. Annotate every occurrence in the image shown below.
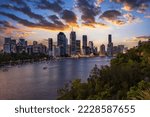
[58,41,150,100]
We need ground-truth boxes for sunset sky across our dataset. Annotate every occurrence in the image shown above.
[0,0,150,49]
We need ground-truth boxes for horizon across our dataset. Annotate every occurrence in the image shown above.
[0,0,150,49]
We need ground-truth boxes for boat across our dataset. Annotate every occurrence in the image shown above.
[43,67,48,70]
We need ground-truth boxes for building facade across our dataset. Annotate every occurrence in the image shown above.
[57,32,67,56]
[107,34,113,57]
[48,38,53,56]
[76,40,81,54]
[100,44,106,56]
[70,31,76,55]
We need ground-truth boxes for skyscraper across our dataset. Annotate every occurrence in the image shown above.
[82,35,87,48]
[4,37,11,44]
[3,37,16,53]
[100,44,106,56]
[11,39,16,53]
[108,34,112,43]
[82,35,87,55]
[57,32,67,56]
[3,37,11,53]
[107,34,113,57]
[70,31,76,55]
[18,38,26,46]
[89,41,94,54]
[76,40,81,54]
[48,38,53,56]
[33,41,38,45]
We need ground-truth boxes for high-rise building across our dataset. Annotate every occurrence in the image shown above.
[93,47,98,55]
[3,44,11,53]
[89,41,94,54]
[3,37,11,53]
[4,37,11,44]
[82,35,87,48]
[33,41,38,45]
[32,41,38,54]
[48,38,53,56]
[108,34,112,43]
[117,45,125,53]
[18,39,26,46]
[107,34,113,57]
[26,45,33,55]
[70,31,76,55]
[66,45,71,56]
[57,32,67,56]
[3,37,17,53]
[82,35,87,55]
[100,44,106,56]
[76,40,81,54]
[53,45,60,57]
[11,39,16,53]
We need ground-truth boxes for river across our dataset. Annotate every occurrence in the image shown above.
[0,57,111,100]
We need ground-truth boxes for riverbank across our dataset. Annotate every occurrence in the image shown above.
[0,55,102,68]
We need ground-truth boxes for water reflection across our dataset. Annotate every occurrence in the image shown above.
[0,57,111,100]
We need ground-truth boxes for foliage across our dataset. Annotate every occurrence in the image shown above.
[0,53,48,64]
[58,41,150,100]
[127,80,150,100]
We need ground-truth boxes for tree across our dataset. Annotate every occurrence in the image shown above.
[127,80,150,100]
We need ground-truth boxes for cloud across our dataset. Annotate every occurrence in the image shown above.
[82,22,108,28]
[100,10,126,25]
[0,12,38,27]
[0,3,45,22]
[48,15,64,26]
[111,0,150,13]
[96,0,104,6]
[100,10,139,25]
[37,0,63,13]
[0,12,69,31]
[0,20,17,29]
[61,10,78,27]
[75,0,104,27]
[145,15,150,18]
[136,35,150,40]
[100,10,122,19]
[11,0,27,7]
[123,13,139,23]
[144,12,150,18]
[126,35,150,43]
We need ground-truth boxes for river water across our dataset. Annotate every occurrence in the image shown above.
[0,57,111,100]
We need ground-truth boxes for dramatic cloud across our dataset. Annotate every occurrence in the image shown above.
[100,10,122,19]
[11,0,28,6]
[75,0,104,27]
[48,15,64,26]
[0,20,17,29]
[123,13,137,23]
[100,10,126,25]
[0,4,45,22]
[100,10,138,25]
[0,12,69,31]
[37,0,63,13]
[111,0,150,13]
[61,10,78,27]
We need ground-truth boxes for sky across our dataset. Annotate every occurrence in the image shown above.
[0,0,150,49]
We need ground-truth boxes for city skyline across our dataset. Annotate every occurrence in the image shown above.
[2,33,127,58]
[0,0,150,49]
